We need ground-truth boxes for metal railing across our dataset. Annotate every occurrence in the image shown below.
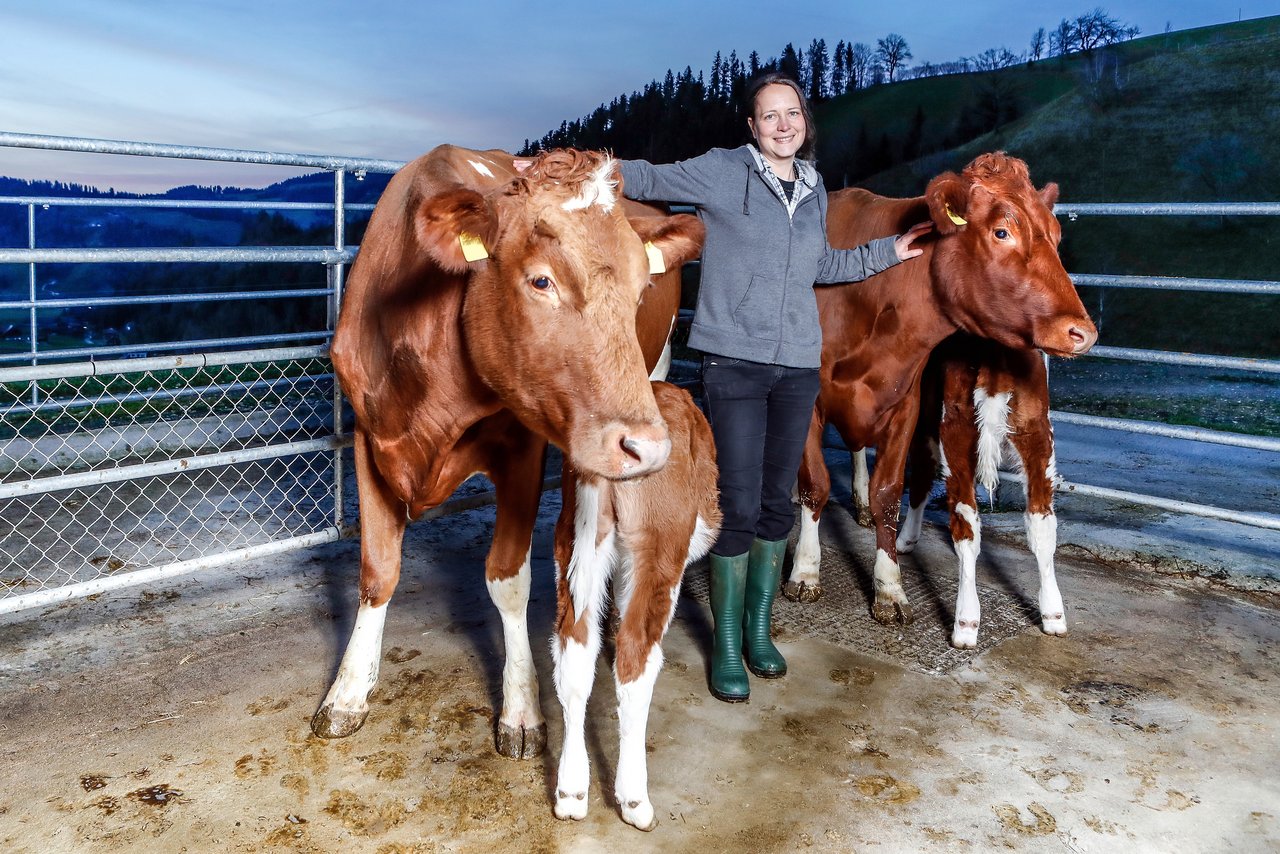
[1035,202,1280,531]
[0,132,406,614]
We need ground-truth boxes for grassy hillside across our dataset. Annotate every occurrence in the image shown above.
[819,16,1280,358]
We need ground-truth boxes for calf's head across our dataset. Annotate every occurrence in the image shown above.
[926,153,1097,357]
[415,149,704,480]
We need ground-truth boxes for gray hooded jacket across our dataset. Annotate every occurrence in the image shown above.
[620,145,900,368]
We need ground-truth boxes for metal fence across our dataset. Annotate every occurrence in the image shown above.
[1,133,1277,616]
[0,132,403,614]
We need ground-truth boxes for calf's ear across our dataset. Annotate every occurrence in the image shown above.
[925,172,969,236]
[628,213,706,272]
[1038,182,1060,210]
[414,189,497,274]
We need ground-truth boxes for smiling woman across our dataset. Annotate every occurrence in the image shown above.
[617,71,932,704]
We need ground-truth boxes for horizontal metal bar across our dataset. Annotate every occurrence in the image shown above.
[1000,471,1280,532]
[0,131,405,174]
[1049,411,1280,453]
[1056,202,1280,216]
[0,528,342,615]
[1070,274,1280,295]
[1084,346,1280,374]
[0,246,356,264]
[0,344,328,383]
[0,288,332,311]
[0,331,330,365]
[0,435,351,500]
[0,195,375,212]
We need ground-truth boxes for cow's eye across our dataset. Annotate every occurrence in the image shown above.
[994,228,1010,240]
[531,276,553,291]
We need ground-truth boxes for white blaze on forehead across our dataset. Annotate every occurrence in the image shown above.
[561,158,618,213]
[467,159,495,178]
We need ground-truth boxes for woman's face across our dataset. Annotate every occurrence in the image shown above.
[748,83,806,168]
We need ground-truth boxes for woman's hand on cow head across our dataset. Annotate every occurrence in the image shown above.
[894,221,934,261]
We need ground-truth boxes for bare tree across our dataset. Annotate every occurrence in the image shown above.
[1030,27,1047,61]
[875,33,912,82]
[849,42,874,91]
[972,47,1022,71]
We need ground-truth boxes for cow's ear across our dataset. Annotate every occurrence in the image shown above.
[1038,181,1060,211]
[628,213,706,272]
[414,188,496,274]
[925,172,969,236]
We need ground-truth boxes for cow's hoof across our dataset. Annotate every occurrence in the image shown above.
[496,721,546,759]
[782,580,823,603]
[619,797,657,832]
[951,622,979,649]
[872,598,914,626]
[895,537,919,555]
[310,703,367,739]
[554,789,588,821]
[1041,613,1067,636]
[855,508,874,528]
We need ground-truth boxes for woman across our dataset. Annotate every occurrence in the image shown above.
[620,72,931,703]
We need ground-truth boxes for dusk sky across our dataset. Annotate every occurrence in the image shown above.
[3,0,1276,191]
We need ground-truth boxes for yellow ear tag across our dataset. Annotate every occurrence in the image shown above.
[944,204,968,226]
[458,232,489,262]
[644,241,666,275]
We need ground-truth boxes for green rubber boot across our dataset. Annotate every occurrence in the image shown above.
[708,552,750,702]
[744,537,788,678]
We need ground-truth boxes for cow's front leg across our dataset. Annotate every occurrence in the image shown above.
[1008,393,1067,637]
[487,440,549,759]
[552,477,611,821]
[869,421,915,626]
[785,413,828,603]
[313,431,404,738]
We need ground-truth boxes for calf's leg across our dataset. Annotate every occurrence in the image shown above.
[785,413,828,603]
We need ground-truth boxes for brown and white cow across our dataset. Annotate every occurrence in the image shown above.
[888,335,1065,647]
[786,153,1096,632]
[551,381,720,831]
[312,146,704,758]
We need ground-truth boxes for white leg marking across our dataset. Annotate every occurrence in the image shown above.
[615,645,664,831]
[648,317,676,381]
[790,510,822,588]
[952,502,982,649]
[852,448,871,515]
[896,500,926,554]
[687,514,718,565]
[488,551,543,735]
[973,388,1012,499]
[873,547,907,606]
[320,600,388,718]
[1026,510,1066,635]
[552,624,601,821]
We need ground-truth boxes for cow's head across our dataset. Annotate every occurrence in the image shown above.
[926,153,1097,357]
[414,149,704,480]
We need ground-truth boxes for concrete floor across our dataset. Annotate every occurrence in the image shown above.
[2,465,1279,853]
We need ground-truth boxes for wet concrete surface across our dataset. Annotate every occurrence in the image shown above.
[2,459,1279,853]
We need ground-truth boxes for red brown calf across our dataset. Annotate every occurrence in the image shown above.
[786,153,1095,631]
[312,145,704,759]
[551,382,720,831]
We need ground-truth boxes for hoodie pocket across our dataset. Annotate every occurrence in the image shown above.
[731,275,781,337]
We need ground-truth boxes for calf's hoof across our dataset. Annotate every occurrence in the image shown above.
[855,507,874,528]
[554,789,588,821]
[1041,613,1067,636]
[496,721,546,759]
[782,580,823,603]
[872,597,914,626]
[310,703,368,739]
[951,620,979,649]
[895,537,919,555]
[619,797,657,832]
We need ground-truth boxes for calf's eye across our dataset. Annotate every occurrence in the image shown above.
[531,276,553,290]
[994,228,1010,240]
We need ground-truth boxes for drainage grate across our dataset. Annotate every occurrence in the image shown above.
[681,544,1040,676]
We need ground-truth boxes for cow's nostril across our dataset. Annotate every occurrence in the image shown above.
[1069,327,1085,344]
[620,436,644,461]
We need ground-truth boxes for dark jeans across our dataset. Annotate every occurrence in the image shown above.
[700,355,821,557]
